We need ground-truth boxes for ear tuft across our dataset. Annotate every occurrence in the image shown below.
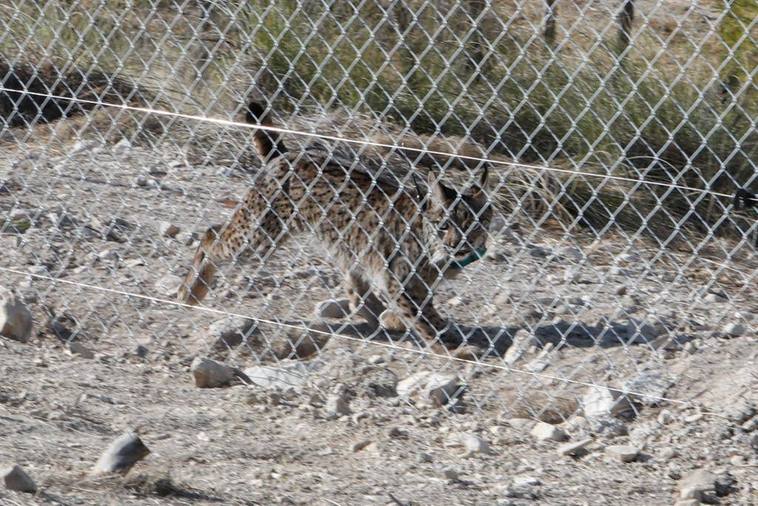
[245,101,267,124]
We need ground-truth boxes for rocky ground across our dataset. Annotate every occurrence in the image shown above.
[1,122,756,505]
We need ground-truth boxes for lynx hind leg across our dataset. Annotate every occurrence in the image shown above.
[178,224,223,306]
[178,185,288,305]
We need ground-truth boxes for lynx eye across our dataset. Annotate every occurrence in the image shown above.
[439,221,451,231]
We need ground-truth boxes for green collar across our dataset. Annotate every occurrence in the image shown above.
[449,247,487,269]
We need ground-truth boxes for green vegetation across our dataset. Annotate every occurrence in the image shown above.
[1,0,754,240]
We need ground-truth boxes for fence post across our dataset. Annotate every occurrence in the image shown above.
[544,0,558,48]
[616,0,635,59]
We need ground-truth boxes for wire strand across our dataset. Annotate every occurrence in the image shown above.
[0,87,738,201]
[0,264,720,413]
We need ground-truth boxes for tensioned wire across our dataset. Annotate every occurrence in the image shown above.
[0,87,740,201]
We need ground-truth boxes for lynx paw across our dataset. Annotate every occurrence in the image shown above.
[315,298,352,319]
[379,309,408,332]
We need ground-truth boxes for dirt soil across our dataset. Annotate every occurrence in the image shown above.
[0,119,756,505]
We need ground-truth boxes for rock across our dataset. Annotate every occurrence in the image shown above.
[722,322,746,337]
[190,357,235,388]
[684,413,703,423]
[524,342,554,372]
[387,427,407,439]
[605,445,639,463]
[366,354,385,365]
[242,361,312,392]
[351,440,374,452]
[682,341,697,354]
[623,369,674,407]
[158,222,180,238]
[678,469,717,501]
[724,402,755,424]
[703,292,727,303]
[506,418,535,431]
[207,317,258,350]
[361,367,398,398]
[658,447,677,460]
[416,452,433,463]
[1,464,37,493]
[92,432,150,475]
[657,409,675,425]
[557,437,593,457]
[442,468,460,481]
[586,416,628,437]
[448,296,465,307]
[315,298,351,319]
[154,274,183,298]
[530,422,568,442]
[135,345,149,358]
[68,341,95,359]
[113,138,132,154]
[396,372,464,407]
[504,330,536,366]
[459,433,492,457]
[504,475,540,499]
[0,286,33,342]
[324,393,350,419]
[582,387,634,418]
[47,313,81,341]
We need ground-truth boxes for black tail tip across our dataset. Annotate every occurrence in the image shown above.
[245,101,267,124]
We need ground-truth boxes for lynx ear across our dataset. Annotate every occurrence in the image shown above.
[469,164,489,200]
[427,171,455,208]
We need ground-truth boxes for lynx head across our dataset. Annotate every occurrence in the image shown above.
[421,166,492,263]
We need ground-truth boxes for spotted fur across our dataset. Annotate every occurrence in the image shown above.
[178,101,492,349]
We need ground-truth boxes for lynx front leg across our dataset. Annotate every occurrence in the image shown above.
[178,186,289,305]
[345,270,387,326]
[383,266,458,346]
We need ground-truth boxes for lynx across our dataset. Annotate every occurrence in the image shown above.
[178,101,492,350]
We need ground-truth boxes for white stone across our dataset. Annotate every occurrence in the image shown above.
[582,387,633,418]
[658,409,674,425]
[1,464,36,493]
[506,418,535,431]
[678,469,717,501]
[605,445,639,463]
[557,437,593,456]
[324,393,350,419]
[0,286,33,343]
[722,322,746,337]
[459,433,492,457]
[396,371,464,406]
[207,317,257,350]
[530,422,568,442]
[623,369,674,407]
[191,357,235,388]
[243,361,311,392]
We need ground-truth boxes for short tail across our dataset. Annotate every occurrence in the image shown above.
[245,101,287,160]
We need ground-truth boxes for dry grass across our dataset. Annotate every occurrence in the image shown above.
[0,0,755,242]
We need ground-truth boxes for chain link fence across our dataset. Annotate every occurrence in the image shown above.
[0,1,756,503]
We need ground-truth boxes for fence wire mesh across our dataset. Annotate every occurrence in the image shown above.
[0,1,756,504]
